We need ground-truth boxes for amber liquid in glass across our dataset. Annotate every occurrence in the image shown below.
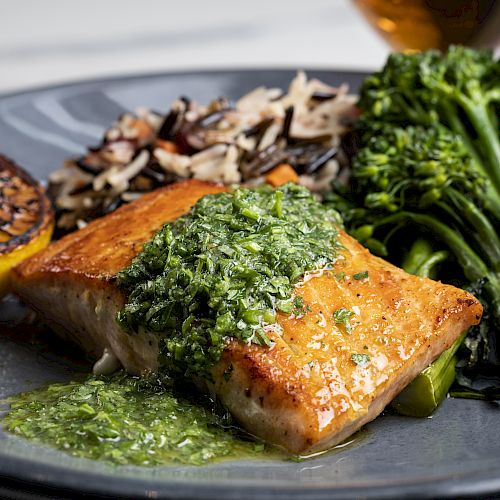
[354,0,500,51]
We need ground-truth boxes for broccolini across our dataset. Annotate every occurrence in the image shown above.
[327,47,500,396]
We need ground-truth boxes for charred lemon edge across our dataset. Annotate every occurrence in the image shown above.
[0,155,55,296]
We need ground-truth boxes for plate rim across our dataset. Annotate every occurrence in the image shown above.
[0,66,367,101]
[1,449,500,500]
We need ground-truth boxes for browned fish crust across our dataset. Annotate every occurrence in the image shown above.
[13,180,225,373]
[12,180,482,453]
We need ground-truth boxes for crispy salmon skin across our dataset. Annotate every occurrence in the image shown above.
[12,180,482,453]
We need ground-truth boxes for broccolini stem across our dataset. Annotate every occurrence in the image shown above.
[436,101,500,216]
[393,248,466,417]
[402,239,434,275]
[482,185,500,218]
[377,211,500,319]
[459,99,500,198]
[391,332,465,417]
[379,212,487,280]
[402,239,449,279]
[487,100,499,136]
[439,100,484,169]
[416,251,449,279]
[442,190,500,273]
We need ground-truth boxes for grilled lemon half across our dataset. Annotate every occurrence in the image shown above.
[0,155,54,296]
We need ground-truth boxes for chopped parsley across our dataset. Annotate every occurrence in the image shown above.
[117,183,341,378]
[291,296,311,316]
[4,372,279,466]
[292,296,305,314]
[351,353,371,366]
[333,307,355,334]
[353,271,369,280]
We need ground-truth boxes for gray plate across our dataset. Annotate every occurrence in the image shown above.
[0,70,499,500]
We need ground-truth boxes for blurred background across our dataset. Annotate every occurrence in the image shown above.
[1,0,390,94]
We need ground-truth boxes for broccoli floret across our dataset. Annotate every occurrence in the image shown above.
[336,124,500,320]
[354,125,500,216]
[359,46,500,202]
[327,47,500,400]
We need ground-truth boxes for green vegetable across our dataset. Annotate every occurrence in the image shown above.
[351,353,370,366]
[401,239,448,280]
[326,124,500,368]
[359,46,500,203]
[326,47,500,400]
[353,271,369,280]
[117,183,341,378]
[449,385,500,401]
[333,308,355,334]
[391,332,465,417]
[392,238,464,416]
[4,372,280,466]
[292,296,311,316]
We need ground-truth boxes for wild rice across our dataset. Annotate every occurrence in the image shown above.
[48,72,358,232]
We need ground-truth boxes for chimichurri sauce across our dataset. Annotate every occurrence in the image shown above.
[117,183,341,378]
[3,184,343,466]
[4,372,283,466]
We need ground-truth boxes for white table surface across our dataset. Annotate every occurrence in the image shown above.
[1,0,390,94]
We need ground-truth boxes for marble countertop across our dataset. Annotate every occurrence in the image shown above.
[1,0,390,94]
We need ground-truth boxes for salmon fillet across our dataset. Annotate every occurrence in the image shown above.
[11,180,482,454]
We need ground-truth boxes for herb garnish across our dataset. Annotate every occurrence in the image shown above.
[333,308,355,334]
[353,271,369,280]
[4,372,277,466]
[351,353,371,366]
[117,184,341,377]
[291,296,312,317]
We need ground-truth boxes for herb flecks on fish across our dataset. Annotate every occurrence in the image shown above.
[333,308,355,334]
[117,183,341,377]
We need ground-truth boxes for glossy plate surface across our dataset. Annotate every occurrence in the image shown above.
[0,70,499,500]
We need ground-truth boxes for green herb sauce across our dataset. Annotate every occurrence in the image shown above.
[117,183,341,377]
[3,184,342,466]
[4,372,282,466]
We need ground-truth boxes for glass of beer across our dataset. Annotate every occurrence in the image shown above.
[353,0,500,52]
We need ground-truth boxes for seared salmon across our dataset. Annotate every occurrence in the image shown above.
[11,180,482,453]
